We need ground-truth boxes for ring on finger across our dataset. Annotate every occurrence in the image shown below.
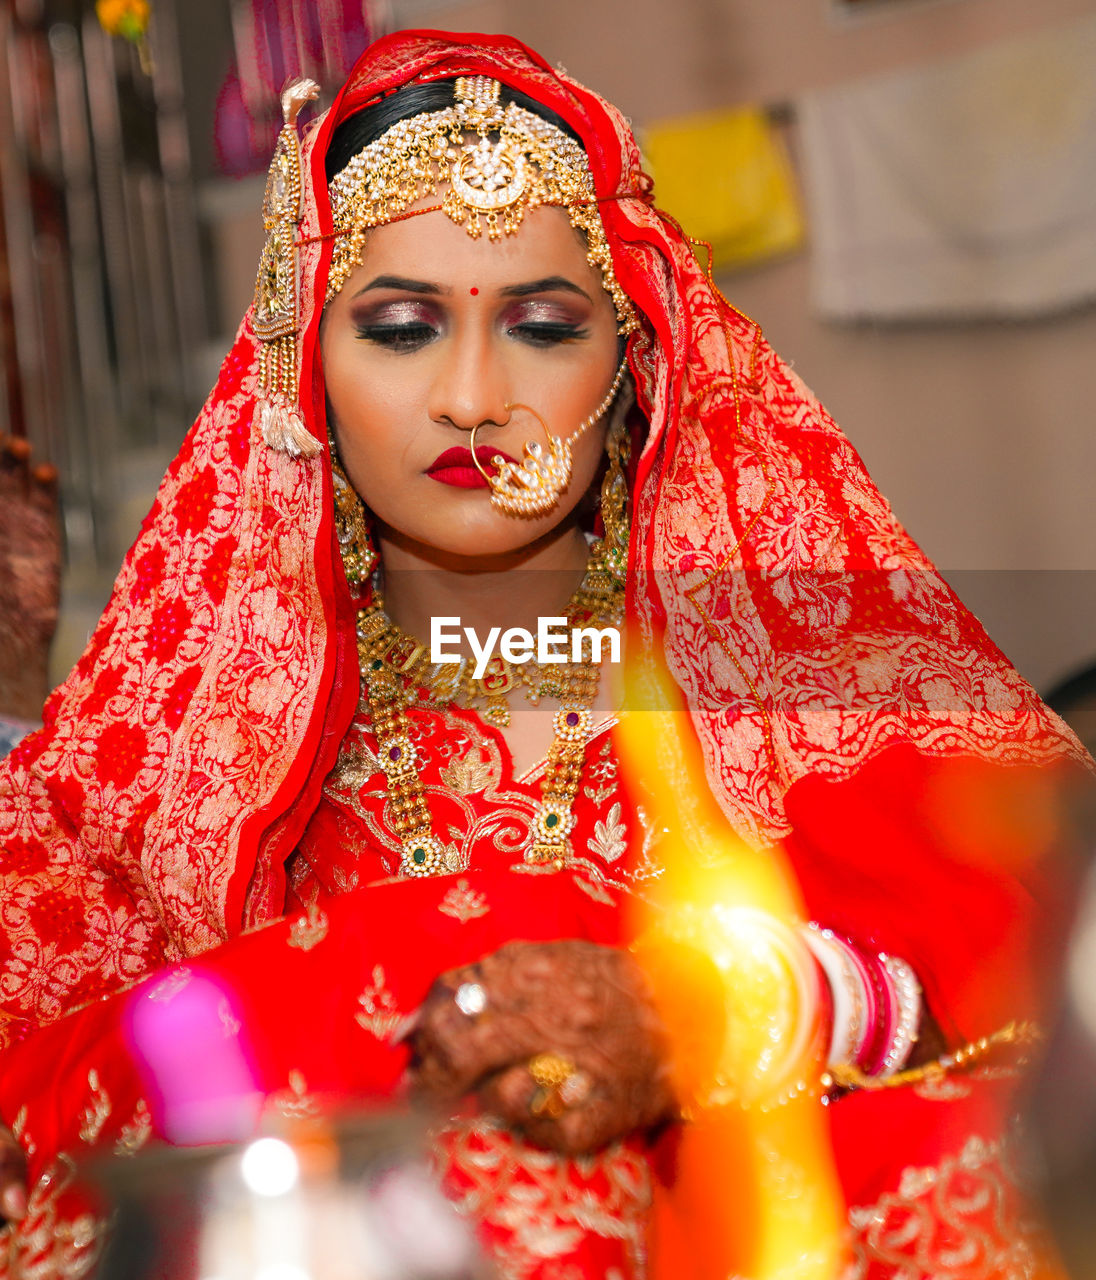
[528,1052,591,1118]
[454,980,488,1019]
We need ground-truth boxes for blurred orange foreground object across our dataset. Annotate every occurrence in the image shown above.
[615,650,845,1279]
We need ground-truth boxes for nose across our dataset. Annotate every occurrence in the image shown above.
[426,327,511,434]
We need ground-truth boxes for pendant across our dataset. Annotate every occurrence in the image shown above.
[483,698,510,728]
[400,834,448,877]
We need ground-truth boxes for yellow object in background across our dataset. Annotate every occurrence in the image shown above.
[95,0,151,42]
[643,105,804,271]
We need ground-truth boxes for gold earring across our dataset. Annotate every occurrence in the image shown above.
[597,399,632,584]
[330,449,378,587]
[471,357,629,518]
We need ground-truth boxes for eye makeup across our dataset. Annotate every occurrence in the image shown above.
[348,292,592,350]
[502,299,587,327]
[352,299,439,328]
[501,299,590,344]
[351,299,441,349]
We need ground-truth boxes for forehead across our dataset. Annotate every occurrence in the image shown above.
[347,201,604,291]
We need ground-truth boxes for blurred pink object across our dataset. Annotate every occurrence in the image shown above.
[125,967,263,1144]
[215,0,386,175]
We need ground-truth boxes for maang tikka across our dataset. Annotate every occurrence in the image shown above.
[253,77,322,459]
[326,75,637,334]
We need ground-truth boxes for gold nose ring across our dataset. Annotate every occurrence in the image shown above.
[468,357,629,519]
[471,402,568,518]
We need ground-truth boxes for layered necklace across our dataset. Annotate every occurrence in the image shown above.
[355,564,619,730]
[331,426,630,879]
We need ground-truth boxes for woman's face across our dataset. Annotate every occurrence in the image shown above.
[319,197,621,563]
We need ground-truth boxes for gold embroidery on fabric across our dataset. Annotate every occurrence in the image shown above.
[438,878,490,923]
[331,865,360,894]
[435,708,533,867]
[510,859,564,877]
[589,801,627,864]
[546,794,663,906]
[324,740,392,841]
[218,997,242,1037]
[630,302,1081,848]
[78,1070,111,1145]
[570,872,617,907]
[913,1075,974,1102]
[631,804,667,884]
[845,1135,1042,1279]
[911,1062,1022,1103]
[443,839,470,874]
[355,965,403,1040]
[431,1116,651,1279]
[271,1069,319,1120]
[440,749,494,796]
[114,1100,153,1157]
[320,701,660,897]
[583,736,620,807]
[328,737,381,795]
[13,1153,104,1279]
[326,705,537,874]
[288,899,329,950]
[146,966,193,1002]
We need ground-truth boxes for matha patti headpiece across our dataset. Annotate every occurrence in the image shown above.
[326,75,637,333]
[252,77,323,459]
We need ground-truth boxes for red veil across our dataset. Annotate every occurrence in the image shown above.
[0,28,1086,1279]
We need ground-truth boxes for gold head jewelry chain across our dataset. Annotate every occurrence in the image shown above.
[325,75,637,333]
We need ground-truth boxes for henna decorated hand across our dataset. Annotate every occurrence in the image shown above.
[409,940,676,1156]
[0,1123,27,1227]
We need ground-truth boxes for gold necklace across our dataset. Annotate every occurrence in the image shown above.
[355,542,623,877]
[356,555,621,728]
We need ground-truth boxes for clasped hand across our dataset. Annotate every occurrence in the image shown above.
[407,940,676,1155]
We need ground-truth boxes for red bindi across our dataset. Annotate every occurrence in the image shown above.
[469,287,479,296]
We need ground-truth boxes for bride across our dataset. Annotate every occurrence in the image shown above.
[0,29,1084,1280]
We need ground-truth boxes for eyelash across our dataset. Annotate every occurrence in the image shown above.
[354,320,588,351]
[354,323,436,350]
[509,321,588,346]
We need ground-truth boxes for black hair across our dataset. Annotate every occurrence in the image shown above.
[324,79,584,182]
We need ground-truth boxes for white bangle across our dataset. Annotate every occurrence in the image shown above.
[877,954,922,1075]
[802,923,869,1066]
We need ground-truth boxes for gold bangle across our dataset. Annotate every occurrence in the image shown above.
[823,1019,1043,1093]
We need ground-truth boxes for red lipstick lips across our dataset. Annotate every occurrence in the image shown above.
[426,446,516,490]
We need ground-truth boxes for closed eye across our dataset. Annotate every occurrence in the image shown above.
[507,321,589,346]
[354,322,438,351]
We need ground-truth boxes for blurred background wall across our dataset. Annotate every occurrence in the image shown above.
[2,0,1095,694]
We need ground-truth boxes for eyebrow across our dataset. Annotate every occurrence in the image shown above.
[352,275,444,298]
[351,274,592,302]
[500,276,593,303]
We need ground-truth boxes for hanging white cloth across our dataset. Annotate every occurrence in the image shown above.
[798,16,1096,320]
